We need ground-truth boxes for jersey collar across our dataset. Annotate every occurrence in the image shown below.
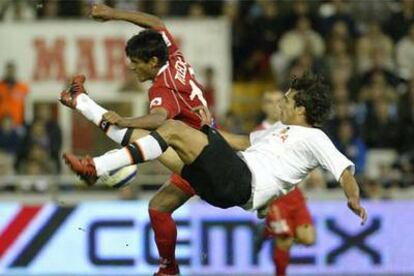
[156,61,169,76]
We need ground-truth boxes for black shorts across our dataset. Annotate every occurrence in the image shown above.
[181,126,252,209]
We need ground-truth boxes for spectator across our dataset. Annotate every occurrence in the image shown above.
[396,22,414,80]
[362,99,399,149]
[282,0,319,34]
[36,0,58,19]
[187,1,205,18]
[325,100,355,138]
[0,151,14,176]
[57,0,83,18]
[384,0,414,42]
[325,22,354,72]
[149,0,171,17]
[350,1,391,29]
[0,0,36,21]
[34,104,62,172]
[356,22,394,73]
[273,17,325,82]
[250,1,283,55]
[15,119,59,172]
[333,119,367,175]
[330,61,361,103]
[17,143,58,175]
[398,77,414,153]
[278,16,325,62]
[318,0,357,38]
[0,115,21,155]
[358,71,398,105]
[0,62,29,127]
[226,1,254,80]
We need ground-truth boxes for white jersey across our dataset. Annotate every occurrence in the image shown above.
[240,122,354,210]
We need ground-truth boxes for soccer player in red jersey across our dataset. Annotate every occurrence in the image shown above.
[255,90,315,276]
[60,4,211,275]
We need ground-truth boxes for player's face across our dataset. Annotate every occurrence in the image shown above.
[279,89,298,124]
[128,57,154,82]
[262,91,283,121]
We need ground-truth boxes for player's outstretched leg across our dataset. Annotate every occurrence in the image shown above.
[59,74,132,146]
[63,120,208,183]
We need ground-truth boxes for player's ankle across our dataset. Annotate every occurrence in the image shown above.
[158,259,179,274]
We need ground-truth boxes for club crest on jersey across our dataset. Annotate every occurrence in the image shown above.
[150,97,162,108]
[278,127,289,143]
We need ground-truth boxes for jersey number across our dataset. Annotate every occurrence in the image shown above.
[189,80,208,106]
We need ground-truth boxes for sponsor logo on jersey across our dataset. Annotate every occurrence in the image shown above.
[174,56,187,85]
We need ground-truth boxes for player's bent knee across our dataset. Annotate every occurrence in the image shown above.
[149,196,172,212]
[148,182,191,213]
[299,236,315,246]
[275,236,294,250]
[296,230,316,246]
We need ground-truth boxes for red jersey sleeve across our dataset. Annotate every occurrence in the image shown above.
[153,27,179,56]
[149,86,180,119]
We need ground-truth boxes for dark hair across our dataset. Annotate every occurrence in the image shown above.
[125,30,168,65]
[290,72,332,126]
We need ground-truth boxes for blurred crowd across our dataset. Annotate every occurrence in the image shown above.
[1,0,414,198]
[0,62,62,180]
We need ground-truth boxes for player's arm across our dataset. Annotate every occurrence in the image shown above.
[339,168,368,225]
[103,108,168,130]
[91,4,165,29]
[218,130,250,151]
[308,132,367,225]
[194,105,250,151]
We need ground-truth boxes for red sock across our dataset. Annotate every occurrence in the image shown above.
[149,209,179,274]
[273,247,290,276]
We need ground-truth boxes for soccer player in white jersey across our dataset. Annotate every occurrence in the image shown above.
[63,73,368,225]
[254,90,316,276]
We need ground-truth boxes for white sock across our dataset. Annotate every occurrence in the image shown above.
[76,94,128,144]
[93,148,132,176]
[93,134,165,176]
[134,135,165,160]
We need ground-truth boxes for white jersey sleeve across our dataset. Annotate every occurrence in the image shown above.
[305,130,355,181]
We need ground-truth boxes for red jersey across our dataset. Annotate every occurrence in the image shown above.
[149,27,207,129]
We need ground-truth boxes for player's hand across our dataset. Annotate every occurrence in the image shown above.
[91,4,114,21]
[347,197,368,225]
[256,204,269,219]
[192,105,212,127]
[103,111,124,126]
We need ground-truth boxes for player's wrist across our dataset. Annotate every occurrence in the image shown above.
[117,118,129,127]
